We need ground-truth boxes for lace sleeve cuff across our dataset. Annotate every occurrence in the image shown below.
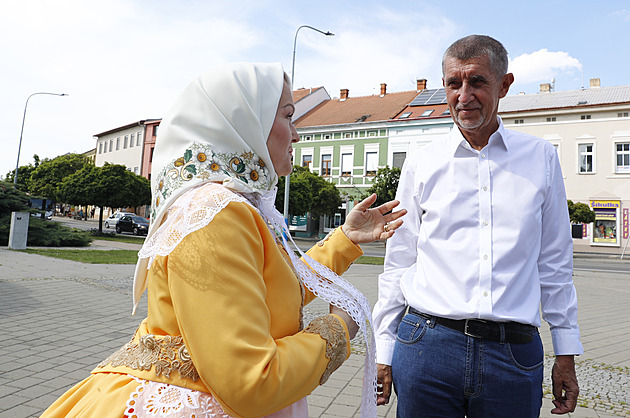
[303,314,350,385]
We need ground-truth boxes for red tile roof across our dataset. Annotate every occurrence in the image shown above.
[394,103,451,120]
[294,90,420,128]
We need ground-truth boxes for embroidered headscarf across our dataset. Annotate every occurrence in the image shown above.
[132,63,376,417]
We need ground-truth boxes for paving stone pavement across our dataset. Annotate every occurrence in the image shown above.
[1,242,629,417]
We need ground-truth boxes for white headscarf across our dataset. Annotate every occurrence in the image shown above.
[132,63,376,417]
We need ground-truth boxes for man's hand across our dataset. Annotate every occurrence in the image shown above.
[377,363,393,405]
[551,355,579,414]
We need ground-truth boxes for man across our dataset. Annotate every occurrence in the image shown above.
[372,35,582,417]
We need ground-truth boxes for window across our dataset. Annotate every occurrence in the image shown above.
[547,117,556,122]
[303,135,312,141]
[323,134,331,140]
[581,115,591,120]
[302,154,312,169]
[116,137,121,150]
[442,109,451,116]
[399,112,412,119]
[368,131,377,137]
[109,139,113,152]
[153,126,159,137]
[578,144,594,173]
[137,132,142,146]
[618,112,629,118]
[420,109,434,117]
[130,134,134,148]
[133,167,138,174]
[616,143,630,173]
[344,133,352,138]
[393,152,406,169]
[341,153,353,176]
[514,119,524,124]
[365,151,378,176]
[124,135,128,149]
[321,154,332,176]
[99,142,103,154]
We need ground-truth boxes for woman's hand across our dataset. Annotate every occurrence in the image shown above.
[341,194,406,244]
[330,305,359,340]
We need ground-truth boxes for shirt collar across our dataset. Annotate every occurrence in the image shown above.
[448,116,509,155]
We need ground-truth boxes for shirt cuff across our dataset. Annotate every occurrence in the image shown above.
[550,328,584,356]
[376,338,396,365]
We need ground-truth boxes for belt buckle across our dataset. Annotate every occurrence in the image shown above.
[464,319,487,339]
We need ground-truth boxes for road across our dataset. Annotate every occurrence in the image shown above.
[48,216,630,273]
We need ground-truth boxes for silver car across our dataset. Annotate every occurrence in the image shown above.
[104,211,134,228]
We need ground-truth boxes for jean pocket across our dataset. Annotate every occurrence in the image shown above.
[506,336,544,371]
[396,314,429,345]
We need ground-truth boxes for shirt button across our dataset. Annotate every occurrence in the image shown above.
[483,291,489,297]
[481,154,486,159]
[483,254,488,260]
[483,220,488,226]
[483,186,488,191]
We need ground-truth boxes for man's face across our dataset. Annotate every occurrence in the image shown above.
[442,55,513,141]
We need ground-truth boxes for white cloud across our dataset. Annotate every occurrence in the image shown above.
[611,9,630,21]
[509,49,582,85]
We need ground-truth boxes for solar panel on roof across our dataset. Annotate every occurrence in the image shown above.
[409,88,448,106]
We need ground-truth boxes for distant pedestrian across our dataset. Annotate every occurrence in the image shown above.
[90,208,95,218]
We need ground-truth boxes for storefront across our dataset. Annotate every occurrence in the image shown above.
[590,200,621,247]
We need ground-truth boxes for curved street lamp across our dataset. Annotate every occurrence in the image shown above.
[284,25,334,224]
[14,92,69,185]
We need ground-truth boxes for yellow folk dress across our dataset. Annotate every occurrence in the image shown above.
[42,201,362,417]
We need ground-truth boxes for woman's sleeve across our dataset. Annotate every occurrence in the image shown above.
[167,202,352,417]
[301,228,364,305]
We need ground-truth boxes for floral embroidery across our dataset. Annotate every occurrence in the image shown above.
[303,315,349,385]
[125,377,230,418]
[98,333,200,382]
[151,143,271,219]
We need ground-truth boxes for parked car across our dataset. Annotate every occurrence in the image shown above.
[104,211,134,228]
[116,215,149,235]
[30,210,53,220]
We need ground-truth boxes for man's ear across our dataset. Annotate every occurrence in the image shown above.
[499,73,514,98]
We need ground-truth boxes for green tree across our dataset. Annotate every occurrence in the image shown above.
[5,154,40,191]
[29,153,89,216]
[275,166,342,217]
[567,200,596,224]
[364,165,401,207]
[58,163,151,232]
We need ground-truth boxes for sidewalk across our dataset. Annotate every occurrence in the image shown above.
[1,243,629,417]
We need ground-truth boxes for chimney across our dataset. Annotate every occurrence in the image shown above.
[590,78,601,88]
[380,83,387,96]
[340,88,349,101]
[417,79,427,91]
[540,83,551,93]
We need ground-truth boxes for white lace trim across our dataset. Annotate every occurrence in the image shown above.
[125,376,230,417]
[138,182,250,264]
[136,182,377,418]
[124,376,307,417]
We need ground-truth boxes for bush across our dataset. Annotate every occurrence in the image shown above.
[0,216,93,247]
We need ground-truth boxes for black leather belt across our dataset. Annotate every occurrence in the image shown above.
[408,307,536,344]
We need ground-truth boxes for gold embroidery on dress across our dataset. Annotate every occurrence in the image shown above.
[303,315,348,385]
[316,228,336,247]
[98,333,200,382]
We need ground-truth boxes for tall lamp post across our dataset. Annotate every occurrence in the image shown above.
[14,92,68,185]
[284,25,334,225]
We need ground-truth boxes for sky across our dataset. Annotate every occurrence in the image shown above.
[1,0,629,178]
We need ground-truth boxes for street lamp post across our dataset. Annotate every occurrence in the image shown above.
[14,92,68,185]
[284,25,334,225]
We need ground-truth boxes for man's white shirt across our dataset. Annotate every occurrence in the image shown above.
[373,117,583,366]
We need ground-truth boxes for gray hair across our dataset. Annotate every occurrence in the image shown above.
[442,35,508,79]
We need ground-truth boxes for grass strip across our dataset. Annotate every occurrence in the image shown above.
[91,235,146,244]
[355,256,384,265]
[19,249,139,264]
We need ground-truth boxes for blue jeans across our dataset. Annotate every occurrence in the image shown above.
[392,311,543,418]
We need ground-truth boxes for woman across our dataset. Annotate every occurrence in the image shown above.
[43,63,405,417]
